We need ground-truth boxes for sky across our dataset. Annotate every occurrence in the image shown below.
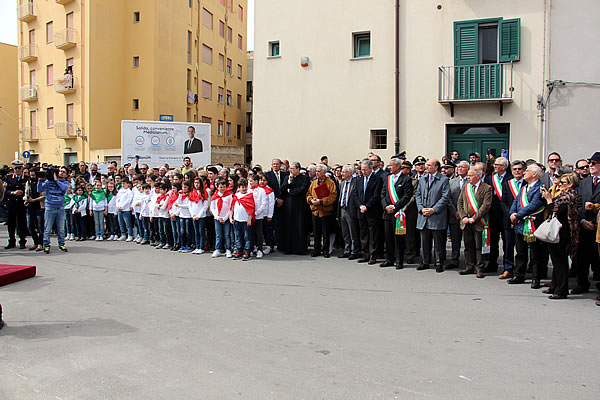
[0,0,254,50]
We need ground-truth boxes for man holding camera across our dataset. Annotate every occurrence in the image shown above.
[4,160,28,249]
[37,166,70,254]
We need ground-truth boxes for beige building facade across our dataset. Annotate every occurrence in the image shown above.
[17,0,247,166]
[254,1,589,167]
[0,43,19,165]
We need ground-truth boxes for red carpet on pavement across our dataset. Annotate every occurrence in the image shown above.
[0,264,37,287]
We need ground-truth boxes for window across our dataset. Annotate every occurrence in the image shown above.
[46,64,53,86]
[202,8,213,29]
[238,34,243,50]
[187,69,191,90]
[29,69,36,86]
[454,18,521,65]
[226,90,232,106]
[226,122,231,137]
[217,120,223,136]
[66,12,74,29]
[47,107,54,128]
[46,21,53,43]
[227,27,232,43]
[246,81,252,100]
[353,32,371,58]
[66,103,73,123]
[187,31,192,64]
[236,124,241,139]
[201,80,212,99]
[269,41,280,57]
[246,112,252,132]
[226,58,232,74]
[133,99,139,110]
[201,116,211,124]
[218,87,224,104]
[219,21,225,38]
[237,64,242,79]
[370,129,387,149]
[188,0,192,8]
[202,44,212,65]
[218,54,224,71]
[67,57,73,68]
[133,11,140,22]
[237,94,241,109]
[227,0,233,12]
[133,56,139,67]
[238,5,244,21]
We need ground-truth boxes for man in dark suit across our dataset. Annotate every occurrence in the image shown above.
[337,164,360,259]
[265,158,289,247]
[4,160,29,249]
[573,151,600,294]
[369,153,388,258]
[483,156,513,272]
[401,161,420,263]
[415,158,449,272]
[352,159,383,264]
[508,164,547,288]
[498,160,526,279]
[447,161,469,269]
[183,126,203,154]
[380,158,413,269]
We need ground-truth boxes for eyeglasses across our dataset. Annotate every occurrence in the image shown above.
[578,165,589,169]
[591,161,598,166]
[512,167,523,171]
[548,158,561,162]
[14,166,23,169]
[559,180,569,185]
[553,174,561,178]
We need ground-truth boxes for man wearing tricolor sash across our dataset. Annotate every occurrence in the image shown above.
[508,164,547,288]
[484,157,513,274]
[380,158,413,269]
[457,166,492,278]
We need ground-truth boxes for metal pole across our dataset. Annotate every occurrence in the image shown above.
[394,0,400,154]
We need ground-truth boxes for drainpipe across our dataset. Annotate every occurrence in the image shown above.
[394,0,400,155]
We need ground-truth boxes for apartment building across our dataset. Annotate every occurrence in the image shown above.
[253,0,597,167]
[16,0,247,166]
[0,43,19,165]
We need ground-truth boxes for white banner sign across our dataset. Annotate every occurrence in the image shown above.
[121,120,211,168]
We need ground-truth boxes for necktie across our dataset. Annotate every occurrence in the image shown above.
[594,176,599,186]
[276,172,280,185]
[517,180,522,189]
[341,181,348,208]
[364,175,369,197]
[428,175,433,188]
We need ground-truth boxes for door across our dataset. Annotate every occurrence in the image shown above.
[64,152,78,166]
[29,29,35,48]
[29,70,36,86]
[446,124,509,161]
[67,12,74,29]
[67,103,74,136]
[30,110,37,139]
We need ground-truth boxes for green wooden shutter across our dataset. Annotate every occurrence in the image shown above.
[454,22,478,66]
[499,18,520,62]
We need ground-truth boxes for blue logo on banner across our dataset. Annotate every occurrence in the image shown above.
[22,151,31,159]
[166,136,175,147]
[160,115,174,122]
[135,136,145,146]
[151,136,160,146]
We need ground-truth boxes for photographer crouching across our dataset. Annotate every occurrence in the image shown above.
[37,166,70,254]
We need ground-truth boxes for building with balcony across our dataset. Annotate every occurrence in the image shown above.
[0,43,19,164]
[253,0,597,166]
[16,0,247,166]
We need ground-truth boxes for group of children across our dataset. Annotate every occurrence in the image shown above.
[63,172,276,260]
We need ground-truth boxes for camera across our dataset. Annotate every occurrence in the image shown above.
[45,165,59,181]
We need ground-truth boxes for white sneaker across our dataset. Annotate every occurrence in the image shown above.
[89,236,96,240]
[263,246,271,255]
[211,250,222,258]
[256,250,264,259]
[126,236,134,242]
[192,249,199,254]
[198,249,205,254]
[98,237,104,241]
[107,235,112,241]
[119,235,127,241]
[226,250,233,258]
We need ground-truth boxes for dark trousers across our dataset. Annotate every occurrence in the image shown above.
[514,234,548,279]
[7,205,27,245]
[404,205,420,258]
[420,228,446,265]
[73,212,87,238]
[339,208,360,255]
[263,219,275,248]
[312,215,330,254]
[142,217,152,241]
[205,215,215,248]
[159,217,170,245]
[252,219,264,251]
[107,214,118,236]
[27,208,44,246]
[463,224,484,270]
[359,216,380,260]
[488,214,505,268]
[85,213,95,237]
[448,221,462,265]
[383,218,405,265]
[575,229,600,290]
[503,226,515,271]
[548,240,569,296]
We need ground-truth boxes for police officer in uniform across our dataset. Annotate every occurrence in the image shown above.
[4,160,29,249]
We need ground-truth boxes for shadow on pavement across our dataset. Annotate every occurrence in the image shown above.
[0,318,138,340]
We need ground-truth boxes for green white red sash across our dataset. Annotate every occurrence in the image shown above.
[492,174,503,200]
[519,183,544,242]
[507,178,519,199]
[465,183,490,252]
[387,175,406,235]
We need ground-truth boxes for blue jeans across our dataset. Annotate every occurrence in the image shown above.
[118,210,134,237]
[158,217,170,245]
[65,211,73,235]
[234,221,252,253]
[44,207,65,247]
[142,217,152,241]
[107,214,117,236]
[193,218,206,249]
[178,217,193,248]
[93,211,105,237]
[135,212,144,239]
[214,219,231,252]
[170,217,180,245]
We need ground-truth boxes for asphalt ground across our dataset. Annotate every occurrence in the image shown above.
[1,227,599,400]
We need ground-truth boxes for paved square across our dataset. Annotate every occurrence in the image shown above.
[1,228,599,399]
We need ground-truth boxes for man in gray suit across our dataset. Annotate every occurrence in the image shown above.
[415,158,449,272]
[337,164,360,260]
[447,161,469,269]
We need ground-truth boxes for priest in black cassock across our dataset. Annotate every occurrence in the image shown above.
[279,161,311,255]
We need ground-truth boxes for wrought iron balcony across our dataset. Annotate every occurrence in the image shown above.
[55,74,76,94]
[20,127,39,141]
[19,44,38,62]
[55,122,78,139]
[17,2,36,22]
[55,28,77,50]
[19,85,38,102]
[438,63,514,103]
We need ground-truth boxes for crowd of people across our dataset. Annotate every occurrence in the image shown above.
[1,149,599,317]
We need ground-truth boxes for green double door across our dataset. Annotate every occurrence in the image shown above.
[446,124,509,161]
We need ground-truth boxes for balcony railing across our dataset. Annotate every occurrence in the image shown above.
[20,126,40,141]
[55,28,77,50]
[56,0,75,5]
[55,74,76,94]
[55,122,78,139]
[438,63,514,103]
[17,2,36,22]
[19,44,38,62]
[19,85,38,102]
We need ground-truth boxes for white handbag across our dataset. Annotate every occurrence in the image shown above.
[534,216,562,244]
